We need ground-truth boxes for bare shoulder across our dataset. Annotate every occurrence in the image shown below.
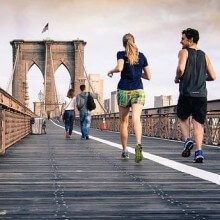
[178,48,188,56]
[205,54,210,62]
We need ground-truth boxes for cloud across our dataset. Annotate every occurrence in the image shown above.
[0,0,219,107]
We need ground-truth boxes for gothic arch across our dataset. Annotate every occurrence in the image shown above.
[11,40,86,117]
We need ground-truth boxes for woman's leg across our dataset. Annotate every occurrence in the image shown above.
[64,111,70,132]
[119,106,130,150]
[64,111,70,138]
[131,103,143,144]
[69,110,75,136]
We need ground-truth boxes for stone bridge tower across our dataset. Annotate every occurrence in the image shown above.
[10,40,86,118]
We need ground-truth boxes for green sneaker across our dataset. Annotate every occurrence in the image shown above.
[135,144,143,163]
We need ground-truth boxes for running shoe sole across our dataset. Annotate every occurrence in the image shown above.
[182,142,194,157]
[194,156,204,163]
[121,152,129,159]
[121,155,129,159]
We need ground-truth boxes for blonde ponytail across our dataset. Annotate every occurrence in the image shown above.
[123,33,139,65]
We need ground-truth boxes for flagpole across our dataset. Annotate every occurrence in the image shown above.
[47,24,50,39]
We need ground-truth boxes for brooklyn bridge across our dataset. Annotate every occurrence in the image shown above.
[0,40,219,219]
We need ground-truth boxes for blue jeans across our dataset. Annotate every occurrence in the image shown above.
[64,110,75,135]
[80,111,91,138]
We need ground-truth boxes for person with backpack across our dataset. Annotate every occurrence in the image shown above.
[76,84,96,140]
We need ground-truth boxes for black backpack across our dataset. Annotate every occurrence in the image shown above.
[86,92,96,111]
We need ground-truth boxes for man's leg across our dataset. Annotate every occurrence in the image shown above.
[192,97,207,163]
[192,119,204,151]
[80,111,85,138]
[179,118,194,157]
[179,118,190,140]
[192,119,204,163]
[85,113,91,139]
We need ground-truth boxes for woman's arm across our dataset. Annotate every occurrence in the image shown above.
[107,59,124,77]
[142,66,151,80]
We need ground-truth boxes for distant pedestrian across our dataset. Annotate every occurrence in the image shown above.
[61,88,76,139]
[175,28,216,163]
[76,84,95,140]
[108,33,151,163]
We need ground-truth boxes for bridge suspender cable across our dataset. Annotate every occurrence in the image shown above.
[49,46,61,115]
[6,45,20,93]
[44,44,48,114]
[77,44,107,114]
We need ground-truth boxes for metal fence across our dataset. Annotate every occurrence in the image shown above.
[90,100,220,146]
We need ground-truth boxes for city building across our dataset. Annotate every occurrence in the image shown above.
[111,91,119,113]
[154,95,173,108]
[85,74,104,115]
[104,99,111,113]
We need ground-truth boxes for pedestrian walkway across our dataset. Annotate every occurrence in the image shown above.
[0,120,219,219]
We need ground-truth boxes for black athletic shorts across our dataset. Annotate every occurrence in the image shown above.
[177,96,207,124]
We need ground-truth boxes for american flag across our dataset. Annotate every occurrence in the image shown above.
[42,23,49,33]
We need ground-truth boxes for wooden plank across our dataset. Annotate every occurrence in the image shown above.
[0,121,219,219]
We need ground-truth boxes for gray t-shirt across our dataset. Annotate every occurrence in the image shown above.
[179,48,207,97]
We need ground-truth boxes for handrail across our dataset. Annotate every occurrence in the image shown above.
[90,99,220,146]
[0,87,35,117]
[0,88,36,155]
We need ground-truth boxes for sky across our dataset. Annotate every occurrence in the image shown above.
[0,0,219,109]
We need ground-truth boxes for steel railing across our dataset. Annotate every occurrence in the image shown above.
[90,100,220,146]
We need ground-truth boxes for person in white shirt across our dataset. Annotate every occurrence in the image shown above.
[62,88,76,139]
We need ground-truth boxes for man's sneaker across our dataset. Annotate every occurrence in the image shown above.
[81,136,86,140]
[135,144,143,163]
[194,150,204,163]
[182,138,194,157]
[121,149,129,159]
[86,136,89,140]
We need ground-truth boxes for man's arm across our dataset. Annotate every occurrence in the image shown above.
[175,49,188,83]
[205,55,216,81]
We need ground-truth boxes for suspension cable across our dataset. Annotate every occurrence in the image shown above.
[77,44,107,113]
[49,46,61,114]
[6,45,20,93]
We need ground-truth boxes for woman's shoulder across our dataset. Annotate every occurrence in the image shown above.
[117,51,125,59]
[117,50,125,54]
[139,51,146,57]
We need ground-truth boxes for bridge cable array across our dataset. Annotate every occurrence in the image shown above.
[77,44,107,114]
[49,46,62,115]
[6,45,20,93]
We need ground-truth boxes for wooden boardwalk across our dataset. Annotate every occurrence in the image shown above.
[0,120,219,219]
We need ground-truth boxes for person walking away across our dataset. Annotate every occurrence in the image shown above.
[107,33,151,163]
[61,88,76,139]
[76,84,94,140]
[175,28,216,163]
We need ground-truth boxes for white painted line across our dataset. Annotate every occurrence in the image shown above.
[51,120,220,185]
